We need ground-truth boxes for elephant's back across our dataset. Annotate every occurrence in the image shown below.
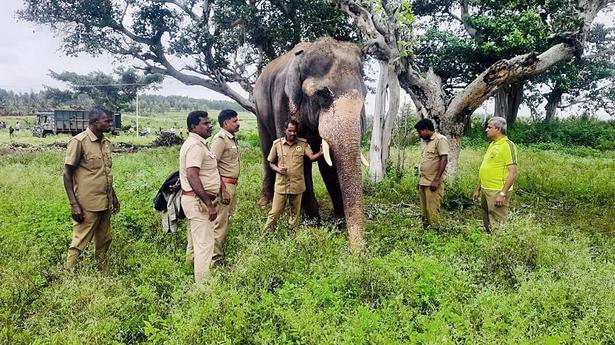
[255,42,311,89]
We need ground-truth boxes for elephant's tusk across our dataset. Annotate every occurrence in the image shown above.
[322,139,333,166]
[361,153,369,168]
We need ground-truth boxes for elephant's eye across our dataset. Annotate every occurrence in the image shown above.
[315,87,334,108]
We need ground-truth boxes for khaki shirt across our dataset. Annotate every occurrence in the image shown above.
[211,128,240,179]
[64,128,113,211]
[419,132,449,186]
[267,137,313,194]
[179,132,221,194]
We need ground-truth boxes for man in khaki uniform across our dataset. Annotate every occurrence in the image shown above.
[179,110,220,283]
[63,107,120,270]
[472,116,519,232]
[263,120,323,232]
[415,118,449,228]
[210,109,241,265]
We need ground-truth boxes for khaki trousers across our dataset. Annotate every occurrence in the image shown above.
[480,189,511,232]
[182,195,217,283]
[66,209,112,270]
[263,192,302,231]
[418,183,444,227]
[212,182,237,264]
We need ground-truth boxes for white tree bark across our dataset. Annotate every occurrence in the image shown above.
[368,60,401,182]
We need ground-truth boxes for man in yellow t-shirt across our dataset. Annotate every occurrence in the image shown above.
[472,116,519,232]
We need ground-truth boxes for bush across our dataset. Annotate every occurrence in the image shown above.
[464,117,615,151]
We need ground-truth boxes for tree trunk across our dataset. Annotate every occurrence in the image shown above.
[368,60,401,183]
[544,88,563,122]
[494,81,524,126]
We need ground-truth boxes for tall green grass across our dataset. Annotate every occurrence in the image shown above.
[0,134,614,343]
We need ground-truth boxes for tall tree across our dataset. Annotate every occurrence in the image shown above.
[366,1,413,182]
[18,0,357,113]
[334,0,613,179]
[47,68,163,111]
[526,23,615,121]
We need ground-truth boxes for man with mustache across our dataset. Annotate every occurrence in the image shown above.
[179,110,219,283]
[263,120,323,232]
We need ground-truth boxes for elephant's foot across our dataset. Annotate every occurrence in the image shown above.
[257,193,273,208]
[302,197,319,219]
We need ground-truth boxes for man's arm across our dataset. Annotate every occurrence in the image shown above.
[304,144,323,161]
[269,161,287,175]
[430,155,448,191]
[111,187,120,214]
[186,167,217,221]
[63,164,83,223]
[472,182,482,204]
[212,137,231,204]
[495,164,518,207]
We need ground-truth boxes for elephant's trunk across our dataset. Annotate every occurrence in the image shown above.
[318,90,365,252]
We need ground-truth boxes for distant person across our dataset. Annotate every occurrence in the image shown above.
[210,109,241,266]
[179,111,219,283]
[63,107,120,271]
[15,121,20,131]
[9,126,14,138]
[415,118,449,228]
[471,116,519,232]
[263,120,323,232]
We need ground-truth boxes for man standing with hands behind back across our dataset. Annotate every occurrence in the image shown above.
[179,110,220,283]
[63,106,120,271]
[472,116,519,232]
[210,109,241,266]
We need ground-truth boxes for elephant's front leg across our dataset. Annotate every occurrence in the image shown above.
[301,159,320,222]
[258,162,275,207]
[317,159,345,220]
[257,118,275,207]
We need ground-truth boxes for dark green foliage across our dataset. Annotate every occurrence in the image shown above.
[47,68,164,111]
[464,117,615,151]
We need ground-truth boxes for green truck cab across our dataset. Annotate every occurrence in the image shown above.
[32,110,121,137]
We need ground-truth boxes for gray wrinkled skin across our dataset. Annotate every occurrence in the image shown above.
[253,37,367,247]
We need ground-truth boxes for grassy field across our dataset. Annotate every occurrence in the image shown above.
[0,120,614,343]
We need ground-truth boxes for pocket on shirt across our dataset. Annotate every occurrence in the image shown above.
[84,153,103,169]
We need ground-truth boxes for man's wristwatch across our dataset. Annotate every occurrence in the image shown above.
[498,191,506,197]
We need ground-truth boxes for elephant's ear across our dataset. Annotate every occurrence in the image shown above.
[284,49,304,115]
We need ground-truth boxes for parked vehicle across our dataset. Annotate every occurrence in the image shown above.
[32,110,121,137]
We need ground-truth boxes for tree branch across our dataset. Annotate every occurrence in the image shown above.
[156,0,202,21]
[444,42,579,125]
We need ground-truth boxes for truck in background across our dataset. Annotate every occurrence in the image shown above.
[32,110,121,137]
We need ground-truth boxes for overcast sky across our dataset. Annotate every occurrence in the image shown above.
[0,0,228,99]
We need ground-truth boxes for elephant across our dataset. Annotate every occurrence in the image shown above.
[253,37,367,249]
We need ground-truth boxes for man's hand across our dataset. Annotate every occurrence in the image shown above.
[112,195,121,214]
[221,189,231,205]
[471,190,481,204]
[207,204,217,221]
[277,166,288,175]
[495,194,506,207]
[71,203,84,223]
[429,178,442,192]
